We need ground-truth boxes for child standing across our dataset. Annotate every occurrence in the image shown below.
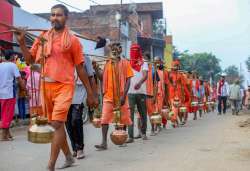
[17,71,27,120]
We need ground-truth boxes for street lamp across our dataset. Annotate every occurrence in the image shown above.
[115,11,122,41]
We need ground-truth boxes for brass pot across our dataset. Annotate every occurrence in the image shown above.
[110,129,128,145]
[92,117,102,128]
[173,101,180,107]
[35,117,48,125]
[191,101,198,107]
[28,117,54,144]
[179,107,187,113]
[30,116,37,126]
[150,112,162,124]
[167,111,174,120]
[199,103,204,109]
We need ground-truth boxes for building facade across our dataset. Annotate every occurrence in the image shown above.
[38,2,166,59]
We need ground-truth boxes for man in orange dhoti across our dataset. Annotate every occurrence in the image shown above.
[204,81,211,113]
[198,78,206,117]
[94,43,133,150]
[165,60,189,127]
[190,72,200,120]
[180,71,191,125]
[154,57,166,130]
[16,4,98,171]
[185,71,193,121]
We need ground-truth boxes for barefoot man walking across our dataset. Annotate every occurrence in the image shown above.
[15,4,98,171]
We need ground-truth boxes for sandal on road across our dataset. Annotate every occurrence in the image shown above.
[76,150,85,159]
[95,144,107,151]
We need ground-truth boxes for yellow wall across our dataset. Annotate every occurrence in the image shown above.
[164,44,173,69]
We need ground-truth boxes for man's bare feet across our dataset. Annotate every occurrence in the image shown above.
[150,131,156,136]
[46,166,55,171]
[58,155,75,169]
[0,130,13,141]
[142,134,148,140]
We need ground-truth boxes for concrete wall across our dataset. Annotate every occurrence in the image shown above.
[140,14,153,37]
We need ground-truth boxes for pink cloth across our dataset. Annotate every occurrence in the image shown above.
[23,66,30,79]
[157,70,164,113]
[245,91,250,106]
[0,98,16,128]
[26,71,41,107]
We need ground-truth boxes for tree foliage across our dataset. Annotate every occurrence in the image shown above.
[179,52,222,81]
[224,65,244,84]
[245,56,250,71]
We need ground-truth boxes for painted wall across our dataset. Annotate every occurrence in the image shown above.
[164,35,173,69]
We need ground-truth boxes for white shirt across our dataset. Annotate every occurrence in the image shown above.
[229,84,241,100]
[128,62,148,95]
[0,62,20,99]
[72,56,94,104]
[217,81,229,97]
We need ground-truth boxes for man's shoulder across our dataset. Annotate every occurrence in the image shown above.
[121,57,130,62]
[10,62,19,70]
[121,58,131,67]
[70,34,81,43]
[1,62,16,68]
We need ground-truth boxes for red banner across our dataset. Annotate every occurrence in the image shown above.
[0,1,13,42]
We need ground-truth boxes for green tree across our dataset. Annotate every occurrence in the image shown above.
[245,56,250,71]
[180,52,222,81]
[224,65,244,84]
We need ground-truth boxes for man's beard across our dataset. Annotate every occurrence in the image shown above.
[111,51,121,58]
[52,22,65,31]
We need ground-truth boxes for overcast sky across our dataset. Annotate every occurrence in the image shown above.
[17,0,250,71]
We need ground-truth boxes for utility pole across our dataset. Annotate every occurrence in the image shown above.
[119,0,123,42]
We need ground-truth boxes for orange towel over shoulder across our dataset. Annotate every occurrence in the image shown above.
[101,59,134,125]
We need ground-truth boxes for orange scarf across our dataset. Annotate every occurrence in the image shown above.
[146,64,154,97]
[103,58,127,102]
[35,27,72,62]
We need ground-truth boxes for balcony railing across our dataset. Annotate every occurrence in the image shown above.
[152,18,166,39]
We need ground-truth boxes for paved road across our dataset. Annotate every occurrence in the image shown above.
[1,111,250,171]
